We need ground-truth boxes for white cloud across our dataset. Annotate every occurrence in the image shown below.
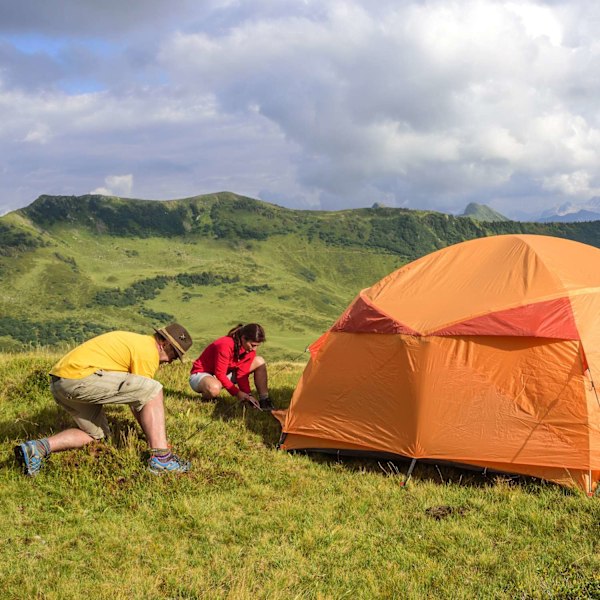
[23,123,51,143]
[542,169,600,198]
[90,174,133,197]
[152,0,600,214]
[506,2,564,45]
[1,0,600,218]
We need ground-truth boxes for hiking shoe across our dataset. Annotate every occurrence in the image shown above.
[14,441,46,476]
[148,453,191,475]
[259,397,274,411]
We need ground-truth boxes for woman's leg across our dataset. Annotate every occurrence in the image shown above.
[249,356,268,397]
[191,374,223,400]
[250,356,273,410]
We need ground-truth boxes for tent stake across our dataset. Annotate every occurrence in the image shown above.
[399,458,417,487]
[276,432,288,449]
[590,470,599,498]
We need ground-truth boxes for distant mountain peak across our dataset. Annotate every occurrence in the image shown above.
[538,196,600,222]
[538,209,600,223]
[459,202,510,222]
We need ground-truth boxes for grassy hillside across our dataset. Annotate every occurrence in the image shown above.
[1,192,600,357]
[0,195,401,357]
[1,353,598,599]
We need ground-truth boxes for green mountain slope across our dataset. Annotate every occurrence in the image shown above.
[1,192,600,357]
[459,202,511,222]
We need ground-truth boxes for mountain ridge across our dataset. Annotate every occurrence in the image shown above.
[2,192,600,355]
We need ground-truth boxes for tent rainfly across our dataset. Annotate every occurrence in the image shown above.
[278,234,600,495]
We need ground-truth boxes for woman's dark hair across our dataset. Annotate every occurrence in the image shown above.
[228,323,266,360]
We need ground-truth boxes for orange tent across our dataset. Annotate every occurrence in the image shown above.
[279,234,600,495]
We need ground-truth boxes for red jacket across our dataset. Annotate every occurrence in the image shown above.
[190,336,255,396]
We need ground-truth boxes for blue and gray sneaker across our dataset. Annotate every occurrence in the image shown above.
[148,453,191,474]
[14,441,46,476]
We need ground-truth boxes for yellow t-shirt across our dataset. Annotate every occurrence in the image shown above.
[51,331,159,380]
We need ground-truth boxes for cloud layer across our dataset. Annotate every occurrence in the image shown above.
[1,0,600,218]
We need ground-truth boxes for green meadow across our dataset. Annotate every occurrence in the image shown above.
[1,353,599,599]
[1,193,600,598]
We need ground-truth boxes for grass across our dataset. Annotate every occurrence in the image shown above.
[1,352,599,599]
[0,222,401,356]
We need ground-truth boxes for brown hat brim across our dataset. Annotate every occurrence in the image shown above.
[154,327,186,360]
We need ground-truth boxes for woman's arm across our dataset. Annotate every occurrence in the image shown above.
[213,340,239,396]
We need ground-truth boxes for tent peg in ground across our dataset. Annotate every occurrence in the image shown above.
[399,458,417,487]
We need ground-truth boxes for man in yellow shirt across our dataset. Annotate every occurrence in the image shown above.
[14,323,193,475]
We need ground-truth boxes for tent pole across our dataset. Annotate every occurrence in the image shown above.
[581,345,600,408]
[591,375,600,409]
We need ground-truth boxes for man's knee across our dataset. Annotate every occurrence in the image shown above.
[132,384,164,413]
[53,392,109,440]
[74,420,108,441]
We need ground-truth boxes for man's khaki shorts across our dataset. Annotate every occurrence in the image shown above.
[50,370,163,440]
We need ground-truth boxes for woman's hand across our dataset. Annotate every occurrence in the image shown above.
[237,391,260,409]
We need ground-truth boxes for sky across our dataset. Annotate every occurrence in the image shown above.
[1,0,600,220]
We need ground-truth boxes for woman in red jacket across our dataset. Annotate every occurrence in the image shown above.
[189,323,274,410]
